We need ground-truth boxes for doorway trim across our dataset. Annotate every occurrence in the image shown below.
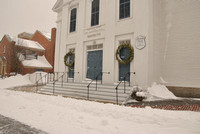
[85,44,103,81]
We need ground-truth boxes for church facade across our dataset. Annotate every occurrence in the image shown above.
[52,0,200,96]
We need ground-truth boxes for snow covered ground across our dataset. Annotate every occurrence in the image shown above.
[0,89,199,134]
[0,75,200,134]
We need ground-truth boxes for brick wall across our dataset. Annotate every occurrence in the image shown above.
[0,28,56,76]
[0,36,16,76]
[31,28,56,73]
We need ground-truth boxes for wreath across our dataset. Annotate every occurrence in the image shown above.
[116,43,134,65]
[64,51,75,67]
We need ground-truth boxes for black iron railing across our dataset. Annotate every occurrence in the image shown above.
[53,72,65,81]
[87,72,110,99]
[36,72,53,92]
[115,72,135,104]
[52,71,79,95]
[53,72,67,95]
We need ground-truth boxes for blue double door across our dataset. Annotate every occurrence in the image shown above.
[86,50,103,80]
[86,48,130,82]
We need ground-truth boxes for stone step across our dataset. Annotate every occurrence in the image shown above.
[39,82,131,104]
[45,82,130,97]
[39,88,126,104]
[47,81,132,93]
[41,86,128,98]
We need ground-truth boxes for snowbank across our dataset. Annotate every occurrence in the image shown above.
[0,89,199,134]
[126,83,177,103]
[147,83,177,99]
[0,72,49,89]
[0,74,33,89]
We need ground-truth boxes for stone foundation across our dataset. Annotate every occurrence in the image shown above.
[167,87,200,98]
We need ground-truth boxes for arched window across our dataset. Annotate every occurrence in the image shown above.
[91,0,99,26]
[119,0,130,19]
[70,8,77,32]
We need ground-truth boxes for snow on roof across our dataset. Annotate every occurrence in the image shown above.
[0,34,14,43]
[15,38,45,51]
[22,55,52,69]
[5,34,13,42]
[18,32,33,39]
[40,31,51,40]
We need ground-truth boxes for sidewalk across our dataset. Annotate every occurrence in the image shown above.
[125,99,200,112]
[8,85,200,112]
[0,114,47,134]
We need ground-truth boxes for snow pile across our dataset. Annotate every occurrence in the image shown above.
[0,89,199,134]
[29,72,48,84]
[136,91,147,98]
[147,82,177,99]
[0,74,33,89]
[126,83,177,103]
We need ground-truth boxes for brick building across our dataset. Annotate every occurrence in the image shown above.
[31,28,56,72]
[0,28,56,76]
[15,38,52,75]
[0,35,16,77]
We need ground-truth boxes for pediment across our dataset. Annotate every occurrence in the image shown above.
[52,0,63,12]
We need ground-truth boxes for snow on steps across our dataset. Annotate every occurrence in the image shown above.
[38,82,131,104]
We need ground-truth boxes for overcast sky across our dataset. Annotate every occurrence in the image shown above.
[0,0,57,39]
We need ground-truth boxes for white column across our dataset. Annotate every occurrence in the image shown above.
[58,6,69,73]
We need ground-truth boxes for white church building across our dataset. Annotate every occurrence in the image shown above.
[52,0,200,97]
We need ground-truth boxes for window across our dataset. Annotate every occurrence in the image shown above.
[34,69,44,72]
[25,49,30,55]
[87,44,103,51]
[91,0,100,26]
[119,0,130,19]
[70,8,77,32]
[3,46,5,53]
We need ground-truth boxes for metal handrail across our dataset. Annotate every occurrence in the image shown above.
[36,73,49,92]
[52,71,79,95]
[53,72,68,94]
[115,72,135,104]
[87,72,110,99]
[53,72,65,81]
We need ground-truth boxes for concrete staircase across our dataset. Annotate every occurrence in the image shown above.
[38,81,132,104]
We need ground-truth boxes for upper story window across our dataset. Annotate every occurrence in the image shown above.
[3,45,6,54]
[70,8,77,32]
[119,0,130,19]
[91,0,100,26]
[25,49,30,55]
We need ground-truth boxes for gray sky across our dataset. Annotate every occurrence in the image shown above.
[0,0,57,39]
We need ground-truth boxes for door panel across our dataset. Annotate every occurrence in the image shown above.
[86,50,102,80]
[68,54,74,78]
[119,47,130,81]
